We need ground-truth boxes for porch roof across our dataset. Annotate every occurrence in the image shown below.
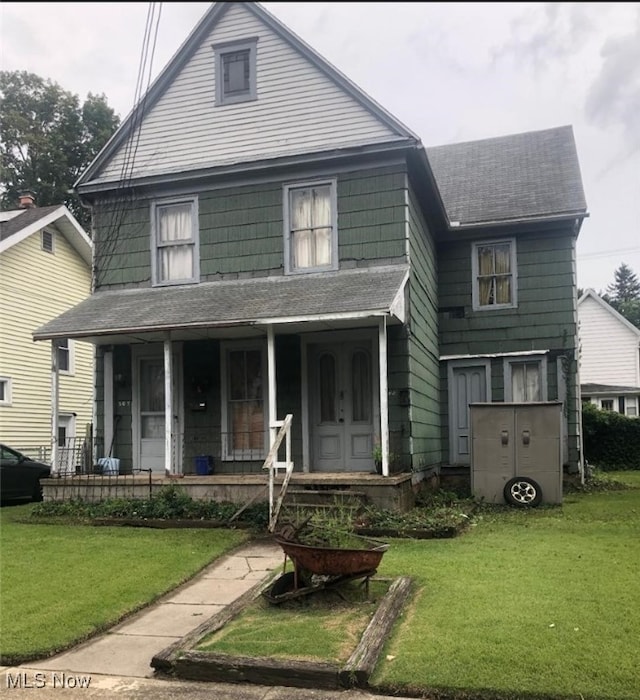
[33,264,409,342]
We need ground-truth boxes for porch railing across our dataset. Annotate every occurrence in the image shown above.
[262,414,294,532]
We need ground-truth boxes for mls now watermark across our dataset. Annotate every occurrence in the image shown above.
[5,671,92,689]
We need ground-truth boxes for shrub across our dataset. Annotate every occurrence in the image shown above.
[582,402,640,470]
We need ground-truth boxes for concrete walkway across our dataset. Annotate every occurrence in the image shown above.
[2,539,414,699]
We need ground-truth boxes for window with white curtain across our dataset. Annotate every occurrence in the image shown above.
[284,181,337,274]
[472,239,517,310]
[504,357,546,402]
[152,197,198,285]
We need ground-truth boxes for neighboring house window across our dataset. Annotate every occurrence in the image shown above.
[213,38,258,106]
[221,342,266,460]
[0,377,12,405]
[42,229,54,253]
[504,357,546,402]
[600,399,614,411]
[57,339,74,374]
[472,239,517,310]
[151,197,199,286]
[284,180,338,274]
[627,398,638,417]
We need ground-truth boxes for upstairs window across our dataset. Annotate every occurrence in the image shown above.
[284,180,338,274]
[213,38,258,106]
[472,239,517,310]
[151,197,199,286]
[42,229,54,253]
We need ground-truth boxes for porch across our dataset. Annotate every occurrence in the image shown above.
[41,470,416,512]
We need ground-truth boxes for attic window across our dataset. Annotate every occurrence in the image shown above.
[42,229,54,253]
[213,38,258,106]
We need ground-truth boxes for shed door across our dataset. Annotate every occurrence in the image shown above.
[451,365,487,465]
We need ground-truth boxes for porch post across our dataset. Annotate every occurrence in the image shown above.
[163,333,173,475]
[378,317,390,477]
[267,325,277,446]
[50,341,60,474]
[103,347,114,461]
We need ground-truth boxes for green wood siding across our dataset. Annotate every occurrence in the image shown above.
[406,178,442,471]
[438,227,580,470]
[93,165,407,290]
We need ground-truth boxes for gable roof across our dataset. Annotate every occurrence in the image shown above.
[578,288,640,339]
[426,125,588,228]
[0,205,92,264]
[76,1,420,193]
[33,264,409,342]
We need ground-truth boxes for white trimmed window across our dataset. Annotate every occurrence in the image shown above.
[600,398,614,411]
[284,180,338,274]
[504,357,547,402]
[626,398,638,417]
[151,197,199,286]
[42,229,54,253]
[220,342,266,461]
[57,339,74,374]
[472,239,517,310]
[0,377,12,405]
[213,38,258,106]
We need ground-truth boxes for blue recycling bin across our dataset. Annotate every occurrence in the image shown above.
[195,455,213,475]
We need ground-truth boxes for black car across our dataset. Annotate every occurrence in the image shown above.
[0,444,51,504]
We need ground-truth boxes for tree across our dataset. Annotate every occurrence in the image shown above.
[602,263,640,329]
[0,71,120,230]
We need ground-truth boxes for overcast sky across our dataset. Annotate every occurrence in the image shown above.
[2,2,639,293]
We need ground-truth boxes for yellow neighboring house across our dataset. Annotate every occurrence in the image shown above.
[0,193,93,466]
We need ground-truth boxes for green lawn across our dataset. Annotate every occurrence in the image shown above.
[0,504,248,664]
[372,473,640,700]
[1,474,639,700]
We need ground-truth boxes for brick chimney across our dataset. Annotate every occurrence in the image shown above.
[18,191,36,209]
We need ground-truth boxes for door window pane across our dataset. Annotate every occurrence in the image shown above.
[319,353,336,423]
[351,350,371,422]
[228,350,264,454]
[140,361,165,411]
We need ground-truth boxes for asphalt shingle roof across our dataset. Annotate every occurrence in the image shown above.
[581,383,640,395]
[33,265,408,340]
[426,125,587,226]
[0,205,62,241]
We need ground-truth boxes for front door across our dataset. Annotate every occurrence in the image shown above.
[310,341,375,472]
[135,350,183,473]
[450,364,488,465]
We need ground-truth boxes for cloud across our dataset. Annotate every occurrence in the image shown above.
[584,8,640,152]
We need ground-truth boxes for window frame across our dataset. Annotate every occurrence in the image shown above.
[220,340,268,461]
[471,238,517,311]
[213,38,258,106]
[283,179,338,275]
[0,377,12,406]
[503,355,547,402]
[151,196,200,287]
[57,339,74,375]
[41,229,55,253]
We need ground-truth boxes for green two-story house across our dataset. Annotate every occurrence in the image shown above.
[34,2,587,499]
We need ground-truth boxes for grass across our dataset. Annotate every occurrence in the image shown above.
[0,504,249,664]
[197,579,390,663]
[371,472,640,700]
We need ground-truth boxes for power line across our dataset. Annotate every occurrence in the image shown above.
[578,246,640,261]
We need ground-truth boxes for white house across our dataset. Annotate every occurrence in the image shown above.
[578,289,640,416]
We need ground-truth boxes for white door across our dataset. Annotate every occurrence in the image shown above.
[135,351,182,473]
[450,364,488,465]
[310,341,375,472]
